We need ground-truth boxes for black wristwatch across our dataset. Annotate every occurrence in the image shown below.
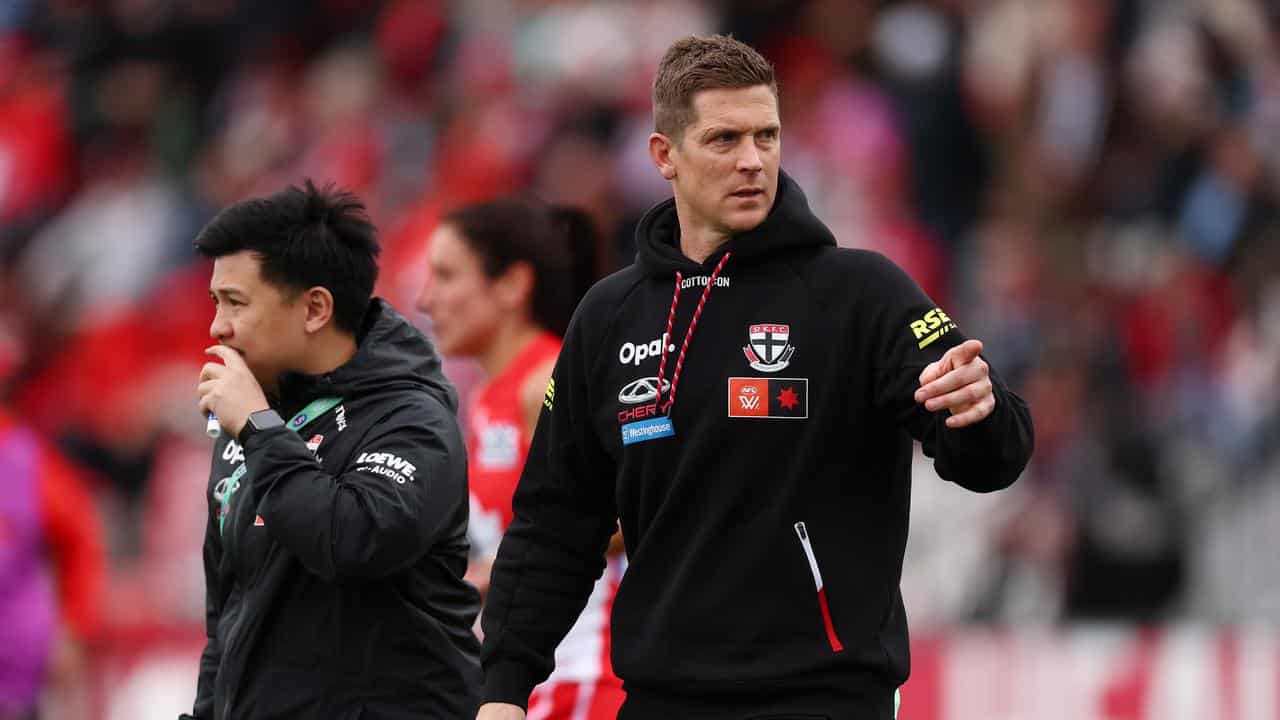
[239,408,286,445]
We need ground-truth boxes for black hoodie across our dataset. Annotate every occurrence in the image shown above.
[188,300,481,720]
[481,172,1033,718]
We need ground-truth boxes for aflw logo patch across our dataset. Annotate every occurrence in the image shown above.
[355,451,417,484]
[728,377,809,419]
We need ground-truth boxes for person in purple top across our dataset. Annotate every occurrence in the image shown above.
[0,409,104,720]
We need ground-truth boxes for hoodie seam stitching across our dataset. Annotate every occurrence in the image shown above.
[585,274,650,399]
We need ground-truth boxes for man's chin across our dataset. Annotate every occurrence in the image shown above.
[725,208,770,234]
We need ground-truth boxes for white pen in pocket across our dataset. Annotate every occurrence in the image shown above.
[206,412,222,438]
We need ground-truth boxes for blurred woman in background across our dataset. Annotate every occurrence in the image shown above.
[417,199,625,719]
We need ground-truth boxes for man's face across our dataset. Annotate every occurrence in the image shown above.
[666,85,781,237]
[416,223,504,358]
[208,251,307,391]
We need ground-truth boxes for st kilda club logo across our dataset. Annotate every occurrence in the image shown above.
[743,323,795,372]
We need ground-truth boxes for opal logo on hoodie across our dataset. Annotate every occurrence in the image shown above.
[221,439,245,466]
[619,334,675,366]
[743,323,795,372]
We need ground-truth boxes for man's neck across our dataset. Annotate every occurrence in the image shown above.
[298,332,359,378]
[675,202,730,264]
[678,225,731,265]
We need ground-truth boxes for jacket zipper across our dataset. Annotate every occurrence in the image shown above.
[794,521,845,652]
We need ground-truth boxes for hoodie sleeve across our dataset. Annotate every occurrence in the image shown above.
[480,312,619,708]
[240,397,465,583]
[863,252,1034,492]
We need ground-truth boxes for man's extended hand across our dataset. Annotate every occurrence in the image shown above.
[477,703,526,720]
[914,339,995,428]
[198,345,270,439]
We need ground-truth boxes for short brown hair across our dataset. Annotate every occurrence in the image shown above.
[652,34,777,140]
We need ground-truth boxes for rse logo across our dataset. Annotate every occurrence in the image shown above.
[909,308,957,350]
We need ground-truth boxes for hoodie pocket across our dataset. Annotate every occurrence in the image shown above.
[794,522,845,653]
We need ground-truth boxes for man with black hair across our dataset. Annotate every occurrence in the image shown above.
[185,180,481,720]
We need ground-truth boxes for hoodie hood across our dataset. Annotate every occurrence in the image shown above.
[275,298,457,417]
[634,169,836,277]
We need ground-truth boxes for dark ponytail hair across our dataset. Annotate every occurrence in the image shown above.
[442,199,601,337]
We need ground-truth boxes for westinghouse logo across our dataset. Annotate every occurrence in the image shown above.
[910,308,957,349]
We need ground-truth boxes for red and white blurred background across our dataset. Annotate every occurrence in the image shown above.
[3,0,1280,717]
[80,626,1280,720]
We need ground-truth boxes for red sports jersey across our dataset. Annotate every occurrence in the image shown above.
[466,332,625,718]
[467,332,561,542]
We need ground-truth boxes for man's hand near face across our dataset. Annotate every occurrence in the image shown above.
[198,345,270,439]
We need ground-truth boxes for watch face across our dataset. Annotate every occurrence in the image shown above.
[252,410,284,430]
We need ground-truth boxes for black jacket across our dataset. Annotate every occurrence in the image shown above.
[189,300,481,720]
[481,172,1034,718]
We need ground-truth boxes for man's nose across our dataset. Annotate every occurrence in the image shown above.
[737,140,763,173]
[210,309,231,341]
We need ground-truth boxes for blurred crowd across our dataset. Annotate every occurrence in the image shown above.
[2,0,1280,706]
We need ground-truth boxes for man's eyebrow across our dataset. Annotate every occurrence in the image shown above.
[700,123,779,140]
[700,125,740,140]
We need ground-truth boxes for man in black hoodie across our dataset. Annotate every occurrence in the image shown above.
[186,181,480,719]
[479,36,1034,720]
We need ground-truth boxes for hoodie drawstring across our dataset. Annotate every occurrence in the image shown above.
[655,252,732,414]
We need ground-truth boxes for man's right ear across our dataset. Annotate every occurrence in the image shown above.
[648,133,677,180]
